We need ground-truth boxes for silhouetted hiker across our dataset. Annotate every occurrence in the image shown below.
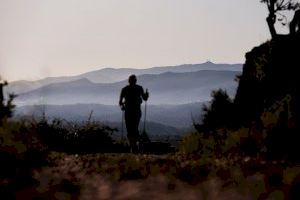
[119,74,149,153]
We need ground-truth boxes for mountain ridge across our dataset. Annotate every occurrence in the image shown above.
[14,70,240,105]
[6,62,242,94]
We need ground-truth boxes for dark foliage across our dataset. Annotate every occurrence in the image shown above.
[0,119,48,199]
[235,35,300,160]
[195,89,234,133]
[189,34,300,161]
[0,80,16,124]
[37,118,118,154]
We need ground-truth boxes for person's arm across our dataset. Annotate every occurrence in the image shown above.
[141,87,149,101]
[119,88,125,110]
[119,88,124,106]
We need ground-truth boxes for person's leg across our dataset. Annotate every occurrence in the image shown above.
[125,114,134,151]
[125,109,141,153]
[132,110,141,153]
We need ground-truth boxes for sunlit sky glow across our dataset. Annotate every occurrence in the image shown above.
[0,0,276,81]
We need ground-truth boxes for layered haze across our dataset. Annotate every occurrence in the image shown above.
[6,62,242,133]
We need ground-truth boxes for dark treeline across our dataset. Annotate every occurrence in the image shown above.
[185,0,300,161]
[189,34,300,160]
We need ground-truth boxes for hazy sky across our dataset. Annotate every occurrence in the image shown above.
[0,0,274,81]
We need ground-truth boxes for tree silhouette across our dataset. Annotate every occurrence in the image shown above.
[195,89,234,133]
[0,79,16,124]
[260,0,300,37]
[290,9,300,34]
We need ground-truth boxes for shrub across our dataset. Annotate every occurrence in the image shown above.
[195,89,234,133]
[179,131,216,157]
[37,118,117,153]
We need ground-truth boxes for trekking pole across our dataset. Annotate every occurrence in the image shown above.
[121,109,125,140]
[143,100,147,133]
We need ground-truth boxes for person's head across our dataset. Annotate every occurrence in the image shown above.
[0,76,8,86]
[128,74,137,85]
[0,80,8,86]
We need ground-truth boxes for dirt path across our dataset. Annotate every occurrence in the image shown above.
[16,152,299,200]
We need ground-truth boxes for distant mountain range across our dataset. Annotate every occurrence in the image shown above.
[14,70,240,105]
[6,62,242,133]
[79,61,242,83]
[6,62,242,94]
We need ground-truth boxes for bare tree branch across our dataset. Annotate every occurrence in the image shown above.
[261,0,300,38]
